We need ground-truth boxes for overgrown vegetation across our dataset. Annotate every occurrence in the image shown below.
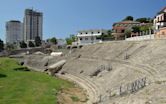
[71,96,80,102]
[28,41,35,47]
[132,25,152,33]
[35,36,42,47]
[0,58,75,104]
[66,35,76,45]
[97,30,115,41]
[20,41,27,48]
[50,37,57,45]
[123,16,134,21]
[6,43,16,50]
[136,17,153,23]
[0,39,4,51]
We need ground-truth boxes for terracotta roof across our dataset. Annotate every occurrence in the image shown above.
[114,21,140,24]
[113,26,126,30]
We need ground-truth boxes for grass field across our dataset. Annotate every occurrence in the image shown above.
[0,57,75,104]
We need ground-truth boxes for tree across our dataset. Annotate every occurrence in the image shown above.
[6,43,15,50]
[123,16,134,21]
[70,35,76,41]
[97,30,115,41]
[140,26,150,32]
[136,18,153,23]
[124,30,132,38]
[66,35,76,45]
[132,26,140,33]
[50,37,57,45]
[66,38,73,45]
[107,30,112,36]
[28,41,35,47]
[35,36,42,47]
[20,41,27,48]
[0,39,4,51]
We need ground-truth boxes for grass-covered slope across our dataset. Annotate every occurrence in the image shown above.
[0,58,74,104]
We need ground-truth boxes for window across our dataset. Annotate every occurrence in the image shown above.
[162,15,164,21]
[160,16,162,21]
[85,37,88,40]
[158,17,160,21]
[91,32,94,34]
[80,38,82,40]
[121,30,125,33]
[98,31,100,34]
[86,32,88,34]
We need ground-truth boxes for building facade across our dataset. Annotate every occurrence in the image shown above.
[77,29,107,45]
[154,7,166,39]
[112,21,140,40]
[112,20,153,40]
[23,9,43,42]
[6,20,23,44]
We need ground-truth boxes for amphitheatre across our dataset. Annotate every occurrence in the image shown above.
[12,39,166,104]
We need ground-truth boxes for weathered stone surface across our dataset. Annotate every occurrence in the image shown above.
[23,40,166,104]
[48,60,66,76]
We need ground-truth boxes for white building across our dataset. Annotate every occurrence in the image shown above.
[6,20,23,44]
[153,7,166,38]
[23,9,43,42]
[154,7,166,32]
[77,29,107,45]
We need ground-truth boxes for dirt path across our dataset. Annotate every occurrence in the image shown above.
[57,87,87,104]
[57,73,102,104]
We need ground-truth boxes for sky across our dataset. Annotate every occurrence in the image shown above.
[0,0,166,42]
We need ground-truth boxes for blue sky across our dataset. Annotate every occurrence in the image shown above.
[0,0,165,42]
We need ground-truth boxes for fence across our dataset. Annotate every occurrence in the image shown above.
[126,34,154,41]
[110,77,147,97]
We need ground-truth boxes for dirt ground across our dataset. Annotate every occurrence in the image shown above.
[57,87,88,104]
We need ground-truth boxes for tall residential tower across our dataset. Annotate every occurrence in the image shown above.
[23,9,43,42]
[6,20,23,44]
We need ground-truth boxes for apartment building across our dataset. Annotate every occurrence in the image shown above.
[77,29,107,45]
[23,9,43,42]
[154,7,166,38]
[6,20,23,44]
[112,21,140,40]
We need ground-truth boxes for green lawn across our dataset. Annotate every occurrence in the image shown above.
[0,57,74,104]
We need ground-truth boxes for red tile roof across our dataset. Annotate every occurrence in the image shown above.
[115,20,140,24]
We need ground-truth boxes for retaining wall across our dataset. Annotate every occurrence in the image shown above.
[126,34,154,41]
